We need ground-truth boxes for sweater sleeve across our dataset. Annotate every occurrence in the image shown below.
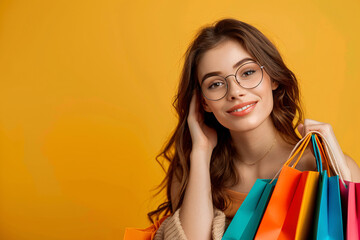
[153,208,226,240]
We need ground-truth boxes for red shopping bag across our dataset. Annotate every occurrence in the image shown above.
[340,180,360,240]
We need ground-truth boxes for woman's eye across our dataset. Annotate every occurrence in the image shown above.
[242,70,255,77]
[208,82,224,89]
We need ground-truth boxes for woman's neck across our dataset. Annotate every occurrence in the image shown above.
[230,117,284,166]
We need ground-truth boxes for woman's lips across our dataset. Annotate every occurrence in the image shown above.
[227,102,257,116]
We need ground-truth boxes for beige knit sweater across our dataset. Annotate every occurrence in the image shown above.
[153,208,229,240]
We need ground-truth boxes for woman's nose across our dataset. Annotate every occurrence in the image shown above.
[226,75,246,100]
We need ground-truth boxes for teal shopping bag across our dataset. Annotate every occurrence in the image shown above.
[312,135,344,240]
[222,178,277,240]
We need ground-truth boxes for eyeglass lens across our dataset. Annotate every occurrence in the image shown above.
[201,61,263,101]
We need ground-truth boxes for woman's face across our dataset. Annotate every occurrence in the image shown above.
[197,38,278,133]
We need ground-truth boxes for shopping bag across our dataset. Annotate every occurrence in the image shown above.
[277,170,319,240]
[222,178,277,240]
[255,133,319,240]
[340,180,360,240]
[308,131,355,240]
[312,134,344,240]
[123,215,169,240]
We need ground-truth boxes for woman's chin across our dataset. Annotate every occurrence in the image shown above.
[220,116,273,133]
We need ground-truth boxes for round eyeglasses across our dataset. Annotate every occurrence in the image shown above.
[200,60,264,101]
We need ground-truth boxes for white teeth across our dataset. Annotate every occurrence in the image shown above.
[232,103,255,112]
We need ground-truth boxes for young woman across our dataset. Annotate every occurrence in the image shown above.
[148,18,360,240]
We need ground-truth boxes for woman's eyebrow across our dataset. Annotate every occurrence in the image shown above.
[200,57,254,83]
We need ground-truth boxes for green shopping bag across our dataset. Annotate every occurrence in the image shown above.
[222,179,277,240]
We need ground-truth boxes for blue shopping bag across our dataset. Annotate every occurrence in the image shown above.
[312,134,344,240]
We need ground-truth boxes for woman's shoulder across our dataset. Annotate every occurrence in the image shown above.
[344,154,360,182]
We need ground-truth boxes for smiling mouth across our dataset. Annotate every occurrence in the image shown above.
[229,103,256,113]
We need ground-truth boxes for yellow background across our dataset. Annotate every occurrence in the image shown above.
[0,0,359,239]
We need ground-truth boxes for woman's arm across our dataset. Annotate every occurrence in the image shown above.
[344,154,360,182]
[179,150,214,240]
[176,92,218,240]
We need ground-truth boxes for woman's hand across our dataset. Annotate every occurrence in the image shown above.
[297,119,360,182]
[187,92,217,154]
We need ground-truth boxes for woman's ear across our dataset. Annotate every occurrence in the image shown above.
[271,79,279,90]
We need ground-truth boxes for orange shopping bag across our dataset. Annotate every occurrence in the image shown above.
[123,215,169,240]
[255,132,320,240]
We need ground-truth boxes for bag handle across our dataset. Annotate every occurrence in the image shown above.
[311,135,322,173]
[285,133,312,168]
[270,133,312,183]
[311,131,345,185]
[312,134,331,177]
[315,135,329,173]
[288,131,345,184]
[270,131,345,185]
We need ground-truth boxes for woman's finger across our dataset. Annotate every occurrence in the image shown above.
[304,118,322,125]
[188,92,197,121]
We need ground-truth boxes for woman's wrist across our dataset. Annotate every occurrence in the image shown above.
[190,148,213,167]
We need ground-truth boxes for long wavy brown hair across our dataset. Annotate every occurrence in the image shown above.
[147,18,303,222]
